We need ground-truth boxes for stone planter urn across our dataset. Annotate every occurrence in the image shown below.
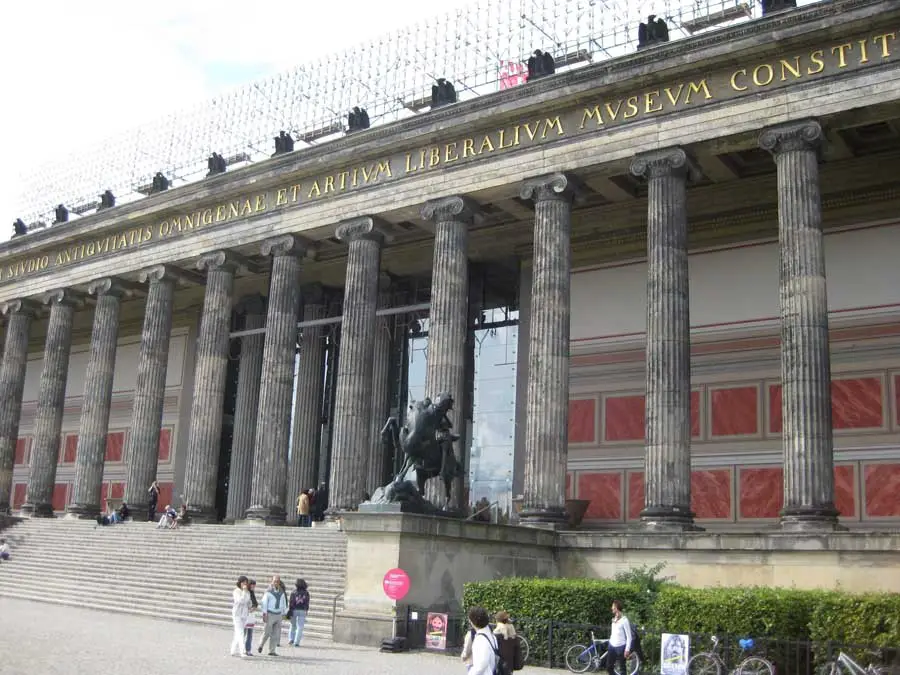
[511,498,591,528]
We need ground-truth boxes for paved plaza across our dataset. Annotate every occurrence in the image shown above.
[0,598,555,675]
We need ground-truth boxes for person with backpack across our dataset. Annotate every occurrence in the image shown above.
[469,606,507,675]
[493,611,524,671]
[288,578,310,647]
[608,600,633,675]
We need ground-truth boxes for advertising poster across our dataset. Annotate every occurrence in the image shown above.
[660,633,690,675]
[426,612,449,650]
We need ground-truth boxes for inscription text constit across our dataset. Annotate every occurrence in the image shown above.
[2,29,896,284]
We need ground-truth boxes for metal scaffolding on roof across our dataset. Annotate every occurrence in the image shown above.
[11,0,819,229]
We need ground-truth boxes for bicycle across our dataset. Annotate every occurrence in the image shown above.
[565,632,641,674]
[687,635,775,675]
[517,634,530,664]
[817,651,892,675]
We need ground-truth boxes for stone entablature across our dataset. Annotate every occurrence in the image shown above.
[0,0,897,303]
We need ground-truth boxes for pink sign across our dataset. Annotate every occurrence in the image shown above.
[382,568,411,600]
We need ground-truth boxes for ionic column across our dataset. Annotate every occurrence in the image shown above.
[67,279,127,518]
[519,173,575,524]
[21,290,78,517]
[246,235,308,523]
[327,217,385,513]
[630,148,699,531]
[759,119,840,531]
[367,281,393,493]
[183,251,238,522]
[123,266,177,513]
[225,294,266,522]
[288,284,327,509]
[422,196,477,509]
[0,299,39,513]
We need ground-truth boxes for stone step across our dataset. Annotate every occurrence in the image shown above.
[2,519,348,641]
[0,564,346,597]
[0,588,337,640]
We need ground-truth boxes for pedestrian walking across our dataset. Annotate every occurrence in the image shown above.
[244,579,259,656]
[258,575,288,656]
[231,576,251,658]
[288,579,310,646]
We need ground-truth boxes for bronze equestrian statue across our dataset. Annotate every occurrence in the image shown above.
[379,392,463,510]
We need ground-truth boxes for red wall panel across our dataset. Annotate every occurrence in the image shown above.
[63,435,78,464]
[739,467,783,519]
[13,483,26,508]
[578,472,622,520]
[864,463,900,517]
[51,484,68,511]
[831,378,883,429]
[14,438,28,465]
[105,432,124,463]
[604,396,645,442]
[157,481,175,510]
[690,391,701,438]
[158,428,172,462]
[568,399,596,443]
[834,464,856,518]
[110,482,125,499]
[691,469,732,519]
[627,472,644,521]
[711,386,759,437]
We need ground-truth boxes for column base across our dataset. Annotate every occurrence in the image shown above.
[65,503,101,520]
[187,506,220,524]
[780,506,845,532]
[519,506,568,526]
[19,502,55,518]
[243,505,287,525]
[638,506,703,532]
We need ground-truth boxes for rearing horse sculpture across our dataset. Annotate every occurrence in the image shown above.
[380,392,463,509]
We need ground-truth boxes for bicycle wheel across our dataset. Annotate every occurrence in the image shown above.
[565,644,595,673]
[739,656,776,675]
[688,653,724,675]
[616,651,641,675]
[517,635,530,664]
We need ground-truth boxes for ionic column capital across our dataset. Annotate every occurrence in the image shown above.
[197,250,239,273]
[759,119,823,156]
[519,172,580,204]
[42,288,82,308]
[335,216,389,245]
[1,298,40,318]
[420,195,482,224]
[137,264,187,285]
[87,277,129,298]
[260,234,311,258]
[630,147,701,181]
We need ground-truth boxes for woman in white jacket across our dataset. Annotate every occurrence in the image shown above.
[231,576,252,657]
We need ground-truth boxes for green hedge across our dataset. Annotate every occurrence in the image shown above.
[463,577,900,657]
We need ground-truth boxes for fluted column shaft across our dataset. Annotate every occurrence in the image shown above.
[123,266,177,513]
[422,196,476,509]
[225,295,266,522]
[631,148,697,531]
[520,174,574,523]
[183,252,237,523]
[328,217,385,513]
[288,290,327,510]
[246,235,308,523]
[68,280,126,518]
[367,286,393,493]
[760,119,839,531]
[0,300,37,513]
[22,290,77,517]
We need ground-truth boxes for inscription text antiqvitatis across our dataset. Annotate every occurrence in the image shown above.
[2,29,896,285]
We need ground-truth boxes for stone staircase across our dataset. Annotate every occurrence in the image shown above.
[0,518,347,641]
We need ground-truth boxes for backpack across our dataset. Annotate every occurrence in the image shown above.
[629,623,643,658]
[477,632,512,675]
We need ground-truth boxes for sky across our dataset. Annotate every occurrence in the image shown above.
[0,0,477,231]
[0,0,823,233]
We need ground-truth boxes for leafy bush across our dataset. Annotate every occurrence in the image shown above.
[809,593,900,650]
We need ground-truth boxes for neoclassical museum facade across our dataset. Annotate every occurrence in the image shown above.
[2,0,900,533]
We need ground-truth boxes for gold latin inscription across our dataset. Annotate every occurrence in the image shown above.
[2,28,897,284]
